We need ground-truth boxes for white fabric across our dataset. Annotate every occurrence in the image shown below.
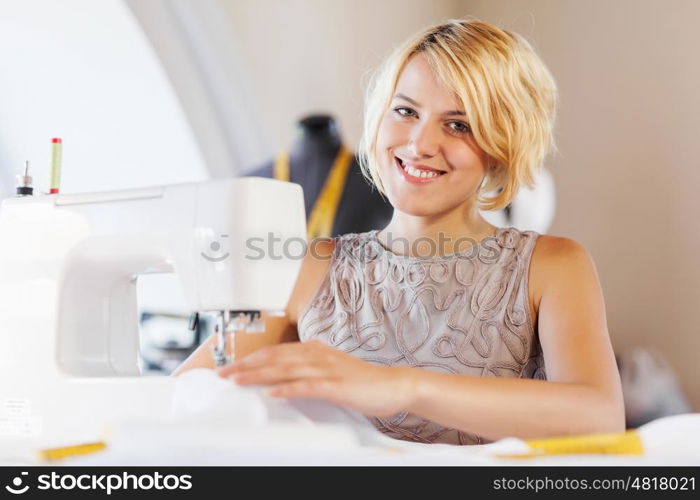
[63,369,699,465]
[170,368,396,448]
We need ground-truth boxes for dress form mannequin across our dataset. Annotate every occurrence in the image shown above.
[247,114,392,237]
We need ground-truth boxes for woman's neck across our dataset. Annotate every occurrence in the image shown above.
[377,206,497,258]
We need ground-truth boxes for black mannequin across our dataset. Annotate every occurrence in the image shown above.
[247,114,392,237]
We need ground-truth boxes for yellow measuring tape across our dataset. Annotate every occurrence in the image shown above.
[497,429,644,459]
[37,441,107,462]
[274,145,353,240]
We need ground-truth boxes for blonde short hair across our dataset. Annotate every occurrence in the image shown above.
[358,18,558,211]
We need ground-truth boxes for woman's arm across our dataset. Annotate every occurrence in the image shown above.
[220,236,626,441]
[404,236,626,440]
[171,237,336,376]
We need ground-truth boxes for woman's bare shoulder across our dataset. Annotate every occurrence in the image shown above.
[535,234,593,263]
[285,237,337,325]
[529,233,595,313]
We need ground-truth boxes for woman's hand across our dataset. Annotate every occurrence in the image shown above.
[216,340,417,417]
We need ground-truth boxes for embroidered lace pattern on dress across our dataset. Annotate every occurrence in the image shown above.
[298,227,546,445]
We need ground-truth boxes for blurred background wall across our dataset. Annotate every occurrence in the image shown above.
[0,0,209,197]
[220,0,463,150]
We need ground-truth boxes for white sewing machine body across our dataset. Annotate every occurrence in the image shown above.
[0,177,305,456]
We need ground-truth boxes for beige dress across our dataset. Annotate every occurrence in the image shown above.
[297,226,546,445]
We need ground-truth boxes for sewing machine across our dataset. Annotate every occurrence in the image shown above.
[0,178,306,461]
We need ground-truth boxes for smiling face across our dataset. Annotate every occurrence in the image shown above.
[375,53,489,217]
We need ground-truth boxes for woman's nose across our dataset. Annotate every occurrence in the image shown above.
[407,121,440,158]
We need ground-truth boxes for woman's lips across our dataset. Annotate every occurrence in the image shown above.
[395,157,447,185]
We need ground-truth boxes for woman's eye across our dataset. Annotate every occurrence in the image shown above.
[448,121,471,134]
[393,106,416,118]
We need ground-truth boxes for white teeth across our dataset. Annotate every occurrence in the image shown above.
[402,162,439,179]
[397,158,442,179]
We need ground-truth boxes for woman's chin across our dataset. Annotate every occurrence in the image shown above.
[392,199,447,217]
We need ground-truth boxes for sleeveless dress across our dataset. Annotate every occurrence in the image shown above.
[297,226,547,445]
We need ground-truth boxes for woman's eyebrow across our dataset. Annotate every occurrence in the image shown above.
[394,93,466,117]
[395,93,421,106]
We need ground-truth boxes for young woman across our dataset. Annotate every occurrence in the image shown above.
[174,18,625,445]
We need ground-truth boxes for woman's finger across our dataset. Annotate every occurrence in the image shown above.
[231,361,330,386]
[266,378,339,400]
[217,340,330,377]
